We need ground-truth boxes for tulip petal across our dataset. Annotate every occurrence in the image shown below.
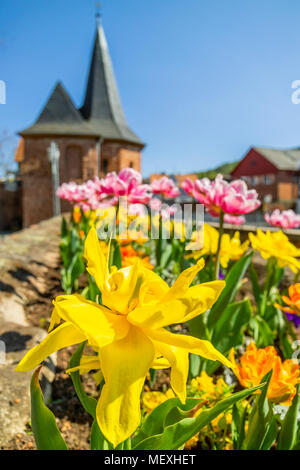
[54,294,130,348]
[151,356,171,369]
[127,281,225,329]
[103,263,140,314]
[84,226,107,291]
[145,328,233,370]
[16,322,86,372]
[152,340,189,402]
[66,355,101,374]
[48,307,61,332]
[163,259,205,300]
[177,281,225,323]
[97,326,154,447]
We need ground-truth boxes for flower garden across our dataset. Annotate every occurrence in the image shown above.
[15,168,300,451]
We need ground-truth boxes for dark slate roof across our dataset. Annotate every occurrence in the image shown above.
[253,147,300,171]
[20,82,96,137]
[20,23,144,147]
[79,24,144,146]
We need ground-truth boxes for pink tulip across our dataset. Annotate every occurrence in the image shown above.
[224,214,246,226]
[149,197,177,219]
[265,209,300,229]
[181,178,195,197]
[151,176,181,198]
[182,174,261,217]
[128,184,152,204]
[57,168,153,210]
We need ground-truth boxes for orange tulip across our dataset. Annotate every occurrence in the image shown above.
[275,283,300,316]
[120,245,154,270]
[230,342,300,406]
[73,207,82,224]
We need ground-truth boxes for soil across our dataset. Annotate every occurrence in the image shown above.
[4,266,98,450]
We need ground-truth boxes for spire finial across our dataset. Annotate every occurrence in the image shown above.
[95,2,102,25]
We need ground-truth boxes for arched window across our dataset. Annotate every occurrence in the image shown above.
[65,145,82,181]
[102,159,108,174]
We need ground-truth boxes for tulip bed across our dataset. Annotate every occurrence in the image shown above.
[16,170,300,451]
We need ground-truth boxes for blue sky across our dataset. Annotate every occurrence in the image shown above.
[1,0,300,176]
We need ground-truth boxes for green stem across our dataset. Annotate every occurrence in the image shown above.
[214,211,224,280]
[155,216,162,267]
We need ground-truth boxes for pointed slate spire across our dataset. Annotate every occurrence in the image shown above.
[80,22,144,146]
[19,22,144,146]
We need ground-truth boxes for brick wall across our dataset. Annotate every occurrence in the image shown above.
[20,137,98,227]
[20,137,142,227]
[0,182,22,231]
[101,142,141,176]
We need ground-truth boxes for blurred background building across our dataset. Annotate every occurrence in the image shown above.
[15,20,144,227]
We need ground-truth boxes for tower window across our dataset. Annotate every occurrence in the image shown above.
[103,159,108,174]
[129,162,134,169]
[65,145,82,181]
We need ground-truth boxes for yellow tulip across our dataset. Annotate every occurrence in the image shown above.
[142,389,175,414]
[186,224,249,268]
[16,226,232,447]
[190,371,230,401]
[249,229,300,273]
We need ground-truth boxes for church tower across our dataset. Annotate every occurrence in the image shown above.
[18,19,144,227]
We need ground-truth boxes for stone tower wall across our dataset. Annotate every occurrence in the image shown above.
[20,137,142,227]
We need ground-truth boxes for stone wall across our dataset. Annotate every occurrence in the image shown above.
[0,216,62,447]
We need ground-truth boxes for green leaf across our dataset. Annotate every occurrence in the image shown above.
[69,342,97,417]
[292,441,300,450]
[112,241,122,270]
[132,398,200,448]
[87,275,102,303]
[68,252,85,287]
[277,384,300,450]
[160,243,173,269]
[249,263,262,305]
[250,315,274,347]
[69,342,110,450]
[61,216,68,239]
[231,403,247,450]
[280,333,294,360]
[243,370,273,450]
[90,420,111,450]
[30,367,68,450]
[212,299,252,353]
[204,299,252,375]
[133,384,264,450]
[260,415,278,450]
[207,251,253,329]
[189,354,201,379]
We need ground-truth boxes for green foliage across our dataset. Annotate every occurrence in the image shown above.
[207,251,253,328]
[196,161,240,180]
[133,384,264,450]
[69,342,110,450]
[243,370,274,450]
[60,216,85,294]
[30,367,68,450]
[278,384,300,450]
